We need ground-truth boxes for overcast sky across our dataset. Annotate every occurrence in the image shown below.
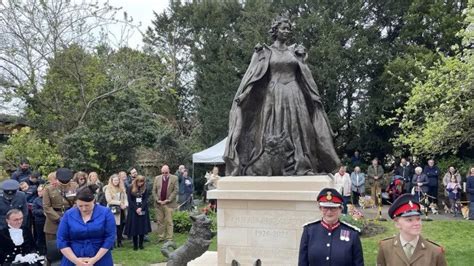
[106,0,169,48]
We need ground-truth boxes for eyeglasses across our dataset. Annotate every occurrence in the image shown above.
[321,207,341,212]
[162,172,169,175]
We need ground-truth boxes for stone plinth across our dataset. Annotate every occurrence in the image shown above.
[207,175,334,266]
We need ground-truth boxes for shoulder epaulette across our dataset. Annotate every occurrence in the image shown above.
[254,43,263,51]
[378,236,395,245]
[380,236,395,241]
[341,221,361,232]
[302,219,321,227]
[426,239,445,253]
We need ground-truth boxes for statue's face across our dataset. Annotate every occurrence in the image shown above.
[277,22,291,41]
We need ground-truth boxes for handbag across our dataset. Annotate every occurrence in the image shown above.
[109,205,121,214]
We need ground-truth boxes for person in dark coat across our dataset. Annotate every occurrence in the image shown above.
[32,184,46,255]
[125,175,152,250]
[125,168,138,191]
[10,159,32,183]
[0,180,28,230]
[56,185,115,266]
[377,194,447,266]
[0,209,43,265]
[466,167,474,220]
[394,158,414,193]
[179,169,194,211]
[351,150,363,167]
[298,188,364,266]
[23,172,45,203]
[411,167,429,202]
[423,159,440,204]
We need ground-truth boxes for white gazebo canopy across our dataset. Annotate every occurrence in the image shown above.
[192,137,227,164]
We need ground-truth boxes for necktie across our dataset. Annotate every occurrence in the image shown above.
[404,243,414,258]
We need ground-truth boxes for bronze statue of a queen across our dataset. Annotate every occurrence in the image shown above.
[224,16,340,176]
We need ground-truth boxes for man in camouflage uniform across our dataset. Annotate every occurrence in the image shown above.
[42,168,78,241]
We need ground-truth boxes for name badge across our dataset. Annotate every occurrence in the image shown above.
[65,191,76,198]
[136,197,142,203]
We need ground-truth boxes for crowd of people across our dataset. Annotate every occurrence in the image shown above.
[335,154,474,219]
[0,160,202,265]
[1,156,472,265]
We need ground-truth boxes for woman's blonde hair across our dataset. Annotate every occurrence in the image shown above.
[466,166,474,177]
[88,171,100,184]
[108,174,125,193]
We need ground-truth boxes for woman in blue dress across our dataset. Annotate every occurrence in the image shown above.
[57,184,116,266]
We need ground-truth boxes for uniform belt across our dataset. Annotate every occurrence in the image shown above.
[53,207,70,211]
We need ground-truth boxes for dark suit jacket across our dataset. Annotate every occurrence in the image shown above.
[298,220,363,266]
[0,227,37,264]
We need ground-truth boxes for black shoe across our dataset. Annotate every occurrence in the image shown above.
[139,245,144,250]
[117,242,123,247]
[133,246,138,251]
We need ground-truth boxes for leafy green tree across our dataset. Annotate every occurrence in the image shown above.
[141,0,468,161]
[144,4,195,129]
[26,44,178,175]
[390,0,474,156]
[3,127,63,174]
[26,44,108,137]
[369,0,467,157]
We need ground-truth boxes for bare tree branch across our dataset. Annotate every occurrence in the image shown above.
[0,0,137,105]
[76,77,144,126]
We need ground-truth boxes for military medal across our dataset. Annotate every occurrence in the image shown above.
[340,230,350,241]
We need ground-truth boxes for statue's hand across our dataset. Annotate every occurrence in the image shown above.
[295,44,306,55]
[295,44,308,60]
[235,97,242,106]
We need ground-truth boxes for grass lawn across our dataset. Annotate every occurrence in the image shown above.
[112,233,217,266]
[113,220,473,265]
